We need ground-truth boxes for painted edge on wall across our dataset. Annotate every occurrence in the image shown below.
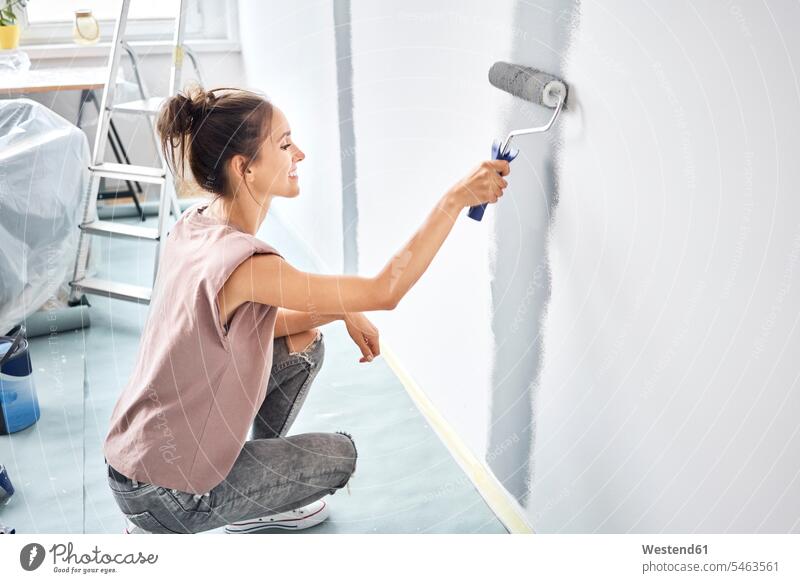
[381,342,535,534]
[332,0,359,274]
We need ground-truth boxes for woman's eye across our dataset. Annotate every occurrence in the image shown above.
[281,143,291,150]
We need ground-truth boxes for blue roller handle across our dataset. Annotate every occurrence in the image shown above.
[467,138,519,221]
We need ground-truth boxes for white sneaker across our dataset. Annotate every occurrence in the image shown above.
[224,498,329,533]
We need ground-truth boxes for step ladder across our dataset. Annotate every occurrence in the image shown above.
[68,0,189,306]
[118,39,205,118]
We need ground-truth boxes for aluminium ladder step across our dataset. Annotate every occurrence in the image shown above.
[70,277,152,304]
[67,0,187,308]
[80,219,159,241]
[113,96,166,115]
[90,162,166,184]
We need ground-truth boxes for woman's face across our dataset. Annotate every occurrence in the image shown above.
[240,105,305,199]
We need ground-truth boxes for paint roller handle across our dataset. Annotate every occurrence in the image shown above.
[467,139,519,221]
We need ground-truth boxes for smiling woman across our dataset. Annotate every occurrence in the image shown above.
[102,81,508,534]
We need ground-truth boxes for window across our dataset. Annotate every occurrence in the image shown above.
[20,0,237,46]
[26,0,185,22]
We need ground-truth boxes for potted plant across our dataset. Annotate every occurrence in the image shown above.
[0,0,29,50]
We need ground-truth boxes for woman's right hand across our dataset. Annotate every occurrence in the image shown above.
[446,160,511,208]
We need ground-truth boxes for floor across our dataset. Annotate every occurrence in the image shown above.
[0,206,507,534]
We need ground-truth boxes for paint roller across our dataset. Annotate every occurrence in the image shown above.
[467,61,568,221]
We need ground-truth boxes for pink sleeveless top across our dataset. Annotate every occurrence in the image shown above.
[103,201,284,494]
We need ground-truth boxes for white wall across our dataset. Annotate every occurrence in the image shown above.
[344,0,800,533]
[349,0,515,460]
[239,0,344,273]
[528,0,800,533]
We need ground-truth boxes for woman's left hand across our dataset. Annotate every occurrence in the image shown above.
[343,312,380,363]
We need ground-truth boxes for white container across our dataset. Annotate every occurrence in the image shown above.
[73,9,100,45]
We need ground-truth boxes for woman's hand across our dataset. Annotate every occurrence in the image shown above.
[445,159,511,209]
[343,312,380,363]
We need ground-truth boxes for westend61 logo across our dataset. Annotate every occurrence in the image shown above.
[20,542,158,574]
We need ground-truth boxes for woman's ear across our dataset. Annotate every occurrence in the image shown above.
[229,154,250,182]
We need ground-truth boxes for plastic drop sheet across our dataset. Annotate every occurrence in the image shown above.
[0,98,92,335]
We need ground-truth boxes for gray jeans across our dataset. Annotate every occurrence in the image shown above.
[106,329,358,534]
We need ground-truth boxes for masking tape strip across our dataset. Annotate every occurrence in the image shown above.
[381,342,534,534]
[173,46,184,67]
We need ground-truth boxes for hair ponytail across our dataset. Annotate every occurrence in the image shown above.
[156,83,273,195]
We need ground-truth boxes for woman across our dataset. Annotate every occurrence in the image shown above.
[102,85,510,534]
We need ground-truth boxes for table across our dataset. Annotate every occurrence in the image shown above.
[0,65,107,95]
[0,64,145,219]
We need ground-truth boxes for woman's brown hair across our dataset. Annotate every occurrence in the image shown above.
[156,84,273,195]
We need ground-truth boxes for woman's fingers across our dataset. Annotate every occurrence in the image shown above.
[366,332,380,357]
[449,159,512,207]
[489,159,511,176]
[356,335,373,362]
[354,331,374,362]
[344,313,381,363]
[359,332,380,363]
[492,174,508,190]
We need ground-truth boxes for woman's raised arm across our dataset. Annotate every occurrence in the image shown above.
[236,254,390,313]
[234,159,510,314]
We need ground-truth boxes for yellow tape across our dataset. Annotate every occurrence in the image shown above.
[381,342,534,534]
[173,46,184,68]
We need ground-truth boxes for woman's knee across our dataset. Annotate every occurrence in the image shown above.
[332,430,358,480]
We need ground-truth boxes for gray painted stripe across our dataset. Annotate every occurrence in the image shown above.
[333,0,359,274]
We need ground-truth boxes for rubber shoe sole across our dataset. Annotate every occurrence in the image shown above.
[225,498,329,533]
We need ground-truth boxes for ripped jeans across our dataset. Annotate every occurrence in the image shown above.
[106,329,358,534]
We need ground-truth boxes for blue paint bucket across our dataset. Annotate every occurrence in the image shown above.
[0,326,40,435]
[0,464,13,504]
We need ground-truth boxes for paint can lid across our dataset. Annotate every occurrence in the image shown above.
[0,335,28,371]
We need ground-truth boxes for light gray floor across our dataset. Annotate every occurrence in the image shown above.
[0,207,506,534]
